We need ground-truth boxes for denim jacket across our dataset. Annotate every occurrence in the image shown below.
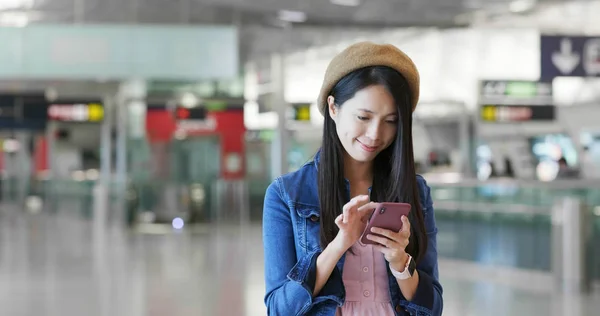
[262,151,443,316]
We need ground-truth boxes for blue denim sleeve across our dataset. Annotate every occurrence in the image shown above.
[263,178,343,316]
[398,176,444,316]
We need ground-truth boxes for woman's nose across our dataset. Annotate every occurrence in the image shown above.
[365,122,381,140]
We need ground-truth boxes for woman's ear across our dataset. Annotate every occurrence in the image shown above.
[327,96,337,119]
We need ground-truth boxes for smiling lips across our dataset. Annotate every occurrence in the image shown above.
[357,140,379,153]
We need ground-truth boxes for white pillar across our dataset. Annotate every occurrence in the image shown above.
[270,52,288,179]
[94,95,114,228]
[45,121,57,211]
[118,79,148,182]
[14,131,30,203]
[552,196,591,296]
[100,95,113,186]
[459,115,472,177]
[119,79,148,140]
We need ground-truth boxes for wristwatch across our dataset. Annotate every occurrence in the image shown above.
[390,254,416,280]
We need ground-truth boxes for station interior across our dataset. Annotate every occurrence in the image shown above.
[1,0,600,315]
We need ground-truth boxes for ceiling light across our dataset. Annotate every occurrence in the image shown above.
[509,0,536,13]
[0,0,34,11]
[180,92,199,108]
[0,10,43,27]
[330,0,361,7]
[277,10,307,23]
[0,12,29,27]
[45,88,59,102]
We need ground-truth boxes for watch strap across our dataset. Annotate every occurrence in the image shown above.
[390,254,414,280]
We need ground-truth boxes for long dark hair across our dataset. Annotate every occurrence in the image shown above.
[318,66,428,263]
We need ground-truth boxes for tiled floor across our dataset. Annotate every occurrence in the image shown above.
[1,204,598,316]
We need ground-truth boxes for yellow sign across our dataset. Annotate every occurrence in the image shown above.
[295,106,311,121]
[481,105,496,122]
[87,103,104,122]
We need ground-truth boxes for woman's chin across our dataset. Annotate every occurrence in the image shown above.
[347,148,378,163]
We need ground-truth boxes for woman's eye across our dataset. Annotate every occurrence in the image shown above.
[386,120,398,124]
[357,116,369,121]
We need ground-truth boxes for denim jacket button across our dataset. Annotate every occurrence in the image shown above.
[309,215,319,222]
[395,305,401,313]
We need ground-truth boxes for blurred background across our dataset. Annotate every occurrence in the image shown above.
[1,0,600,315]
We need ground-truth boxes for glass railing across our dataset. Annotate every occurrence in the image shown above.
[3,176,599,281]
[428,179,600,209]
[426,178,600,282]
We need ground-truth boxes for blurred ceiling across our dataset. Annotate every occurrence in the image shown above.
[0,0,505,26]
[0,0,588,60]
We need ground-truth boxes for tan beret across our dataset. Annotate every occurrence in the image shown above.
[317,41,420,115]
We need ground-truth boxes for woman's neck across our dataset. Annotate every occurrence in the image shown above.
[343,154,373,184]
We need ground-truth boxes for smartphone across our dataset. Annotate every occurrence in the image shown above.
[360,202,411,245]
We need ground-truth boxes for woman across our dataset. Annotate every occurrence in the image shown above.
[262,42,443,316]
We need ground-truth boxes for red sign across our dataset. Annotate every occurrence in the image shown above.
[145,108,245,179]
[176,114,217,133]
[34,136,49,173]
[176,108,190,120]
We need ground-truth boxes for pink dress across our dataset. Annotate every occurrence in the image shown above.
[335,241,396,316]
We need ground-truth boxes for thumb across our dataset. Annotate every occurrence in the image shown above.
[401,215,410,232]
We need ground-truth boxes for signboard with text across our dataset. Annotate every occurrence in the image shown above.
[0,95,48,130]
[541,35,600,80]
[478,80,555,123]
[48,102,104,122]
[480,80,552,104]
[480,104,555,123]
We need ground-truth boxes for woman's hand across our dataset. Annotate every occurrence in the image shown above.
[332,195,377,252]
[365,215,411,272]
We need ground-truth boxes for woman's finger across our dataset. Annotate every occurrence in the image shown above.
[353,195,370,202]
[399,229,410,242]
[401,215,411,232]
[399,216,411,241]
[374,245,405,264]
[357,202,377,220]
[342,198,354,212]
[345,196,369,221]
[373,244,394,256]
[365,234,396,248]
[335,213,343,225]
[357,201,378,212]
[343,208,350,224]
[370,227,401,240]
[352,196,371,212]
[342,199,356,223]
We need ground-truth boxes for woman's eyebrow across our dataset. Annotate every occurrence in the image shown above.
[357,108,375,113]
[357,108,397,116]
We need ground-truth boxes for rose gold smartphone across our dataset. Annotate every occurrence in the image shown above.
[360,202,411,245]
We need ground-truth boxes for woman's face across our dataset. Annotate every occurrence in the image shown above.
[328,84,398,163]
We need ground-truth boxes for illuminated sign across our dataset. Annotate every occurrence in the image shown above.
[176,116,218,132]
[48,103,104,122]
[292,104,311,121]
[479,79,553,109]
[480,105,555,122]
[174,107,207,120]
[481,80,552,99]
[541,35,600,80]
